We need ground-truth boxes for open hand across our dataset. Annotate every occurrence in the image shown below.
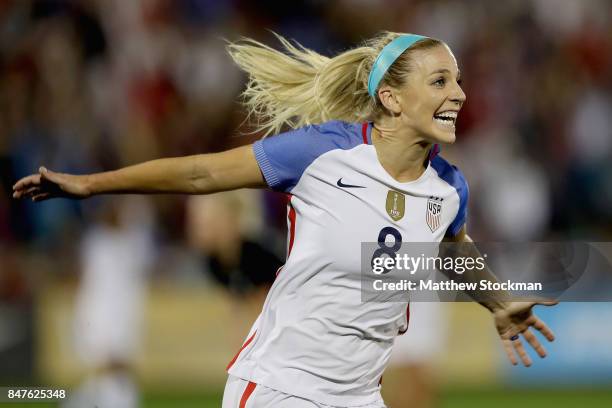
[12,167,91,202]
[493,301,557,367]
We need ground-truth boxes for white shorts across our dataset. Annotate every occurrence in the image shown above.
[222,376,387,408]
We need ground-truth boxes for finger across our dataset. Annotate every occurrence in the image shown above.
[32,193,51,202]
[39,167,63,184]
[24,186,41,196]
[522,329,547,358]
[13,186,39,199]
[531,316,555,342]
[512,337,532,367]
[503,339,518,365]
[13,174,41,190]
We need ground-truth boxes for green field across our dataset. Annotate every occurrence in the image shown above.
[4,389,612,408]
[439,389,612,408]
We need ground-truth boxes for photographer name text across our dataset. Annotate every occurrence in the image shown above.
[372,279,543,292]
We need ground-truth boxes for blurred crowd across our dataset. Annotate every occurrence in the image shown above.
[0,0,611,385]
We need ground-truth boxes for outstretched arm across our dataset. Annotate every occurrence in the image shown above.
[444,227,557,366]
[13,144,265,201]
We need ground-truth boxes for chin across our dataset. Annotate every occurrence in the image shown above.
[428,121,457,144]
[429,129,456,144]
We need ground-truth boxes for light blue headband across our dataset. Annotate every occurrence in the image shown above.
[367,34,428,98]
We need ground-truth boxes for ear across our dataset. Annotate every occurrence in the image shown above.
[377,86,402,114]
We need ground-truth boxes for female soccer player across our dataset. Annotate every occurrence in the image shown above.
[13,32,556,408]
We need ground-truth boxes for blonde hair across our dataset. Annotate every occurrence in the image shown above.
[227,32,443,136]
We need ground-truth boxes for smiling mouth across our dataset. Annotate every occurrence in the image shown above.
[433,111,458,128]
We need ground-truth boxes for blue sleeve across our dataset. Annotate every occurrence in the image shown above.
[430,156,469,237]
[446,171,468,237]
[252,121,362,192]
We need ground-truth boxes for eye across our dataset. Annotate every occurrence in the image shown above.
[432,78,445,88]
[457,78,463,86]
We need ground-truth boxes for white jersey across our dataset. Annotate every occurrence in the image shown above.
[227,121,468,406]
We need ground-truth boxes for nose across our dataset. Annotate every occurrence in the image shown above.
[451,83,466,107]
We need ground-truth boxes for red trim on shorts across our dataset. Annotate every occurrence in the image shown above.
[226,330,257,370]
[362,122,369,144]
[239,381,257,408]
[287,195,296,256]
[398,304,411,335]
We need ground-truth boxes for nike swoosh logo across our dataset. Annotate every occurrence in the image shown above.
[337,178,366,189]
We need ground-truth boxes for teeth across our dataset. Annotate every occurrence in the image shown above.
[435,111,457,119]
[434,117,455,127]
[434,111,457,128]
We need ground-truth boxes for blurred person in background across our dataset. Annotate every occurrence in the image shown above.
[13,31,557,408]
[65,196,155,408]
[383,302,448,408]
[185,191,281,351]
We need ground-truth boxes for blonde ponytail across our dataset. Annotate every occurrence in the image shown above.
[227,32,442,136]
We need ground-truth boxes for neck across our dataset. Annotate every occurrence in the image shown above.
[371,120,431,183]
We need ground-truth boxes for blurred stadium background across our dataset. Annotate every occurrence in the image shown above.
[1,0,611,407]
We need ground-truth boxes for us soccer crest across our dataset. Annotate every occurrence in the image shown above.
[386,190,405,221]
[426,196,443,232]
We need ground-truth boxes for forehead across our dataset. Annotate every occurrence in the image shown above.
[411,44,459,76]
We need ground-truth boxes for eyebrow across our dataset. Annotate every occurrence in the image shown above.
[430,68,461,78]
